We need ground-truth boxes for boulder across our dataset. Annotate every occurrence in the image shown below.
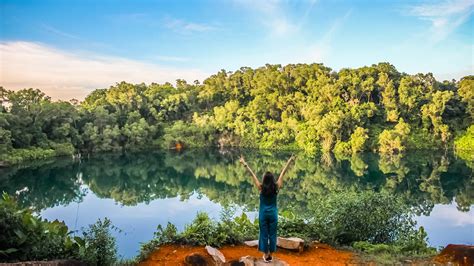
[184,253,213,266]
[277,237,304,252]
[244,237,304,251]
[239,255,256,266]
[243,240,258,247]
[205,245,226,265]
[238,256,289,266]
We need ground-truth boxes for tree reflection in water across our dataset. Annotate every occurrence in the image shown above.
[0,149,472,217]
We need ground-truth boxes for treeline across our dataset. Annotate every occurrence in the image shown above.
[1,63,473,164]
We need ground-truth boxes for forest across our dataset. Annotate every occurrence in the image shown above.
[1,62,473,165]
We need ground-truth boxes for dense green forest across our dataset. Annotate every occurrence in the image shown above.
[1,63,473,164]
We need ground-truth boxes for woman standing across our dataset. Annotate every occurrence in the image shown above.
[239,154,296,263]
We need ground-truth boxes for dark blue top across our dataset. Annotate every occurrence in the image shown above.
[259,193,277,214]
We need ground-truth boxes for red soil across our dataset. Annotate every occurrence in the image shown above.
[139,243,355,266]
[433,244,474,266]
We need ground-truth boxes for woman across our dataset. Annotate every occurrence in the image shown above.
[239,154,296,263]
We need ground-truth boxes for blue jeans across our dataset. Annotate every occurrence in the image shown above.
[258,210,278,253]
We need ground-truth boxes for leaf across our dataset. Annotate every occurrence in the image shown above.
[74,236,85,247]
[14,229,27,245]
[0,248,18,255]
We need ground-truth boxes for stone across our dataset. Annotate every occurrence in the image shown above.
[243,240,258,247]
[226,260,246,266]
[205,245,226,265]
[244,237,305,251]
[254,258,289,266]
[239,256,256,266]
[277,237,304,252]
[184,253,212,266]
[238,256,289,266]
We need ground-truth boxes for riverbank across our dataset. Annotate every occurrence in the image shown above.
[137,243,474,265]
[138,243,355,266]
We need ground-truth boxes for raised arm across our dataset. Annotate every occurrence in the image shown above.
[239,155,261,190]
[277,155,295,189]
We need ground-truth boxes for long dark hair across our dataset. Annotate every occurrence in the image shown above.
[261,171,278,196]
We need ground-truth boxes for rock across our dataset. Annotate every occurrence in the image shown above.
[205,245,226,265]
[244,237,305,251]
[238,256,289,266]
[184,253,212,266]
[244,240,258,247]
[226,260,246,266]
[239,256,256,266]
[277,237,304,252]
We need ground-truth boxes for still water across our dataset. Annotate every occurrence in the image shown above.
[1,149,473,259]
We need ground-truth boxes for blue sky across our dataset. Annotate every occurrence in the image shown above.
[1,0,473,99]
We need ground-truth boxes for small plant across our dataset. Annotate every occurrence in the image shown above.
[79,218,118,266]
[0,193,81,261]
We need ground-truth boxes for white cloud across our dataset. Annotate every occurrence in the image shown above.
[0,41,208,100]
[233,0,301,37]
[154,55,190,62]
[427,204,474,227]
[41,24,82,40]
[409,0,474,42]
[164,17,217,33]
[292,9,352,64]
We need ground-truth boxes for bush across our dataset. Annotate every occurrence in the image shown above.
[51,142,75,156]
[311,191,414,245]
[137,192,436,262]
[0,193,81,262]
[137,210,258,262]
[79,218,117,266]
[0,147,56,165]
[454,125,474,163]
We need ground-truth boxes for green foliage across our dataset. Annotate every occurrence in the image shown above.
[458,76,474,120]
[137,210,258,262]
[0,192,118,264]
[309,191,415,245]
[378,119,411,154]
[0,193,81,262]
[2,63,471,165]
[454,125,474,164]
[162,121,216,148]
[0,147,56,165]
[136,190,437,262]
[79,218,117,266]
[350,127,369,153]
[352,227,436,264]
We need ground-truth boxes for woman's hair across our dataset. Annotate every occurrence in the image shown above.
[261,171,278,196]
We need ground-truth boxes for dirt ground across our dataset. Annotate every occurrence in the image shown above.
[139,243,474,266]
[433,244,474,266]
[138,243,355,266]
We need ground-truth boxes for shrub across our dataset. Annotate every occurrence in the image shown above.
[0,147,56,165]
[79,218,117,266]
[454,125,474,163]
[311,191,414,245]
[0,193,80,262]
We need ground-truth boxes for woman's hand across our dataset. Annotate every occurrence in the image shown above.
[288,154,296,164]
[239,155,247,166]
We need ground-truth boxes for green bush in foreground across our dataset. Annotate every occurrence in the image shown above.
[79,218,118,266]
[138,191,437,262]
[0,193,118,265]
[0,193,80,261]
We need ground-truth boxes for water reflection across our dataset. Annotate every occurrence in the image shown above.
[0,149,472,214]
[0,149,472,258]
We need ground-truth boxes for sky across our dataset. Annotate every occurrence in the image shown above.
[0,0,473,100]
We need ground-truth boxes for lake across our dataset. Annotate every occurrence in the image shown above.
[0,149,473,259]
